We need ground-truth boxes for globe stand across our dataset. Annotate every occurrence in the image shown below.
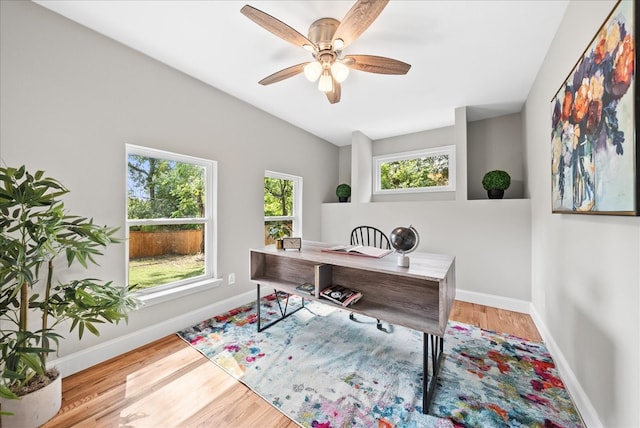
[397,253,410,267]
[390,225,420,268]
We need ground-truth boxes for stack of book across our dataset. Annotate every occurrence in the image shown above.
[295,282,315,296]
[320,285,362,307]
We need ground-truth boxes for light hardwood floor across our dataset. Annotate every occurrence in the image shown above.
[42,300,541,427]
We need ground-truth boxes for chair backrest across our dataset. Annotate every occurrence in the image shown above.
[350,226,391,249]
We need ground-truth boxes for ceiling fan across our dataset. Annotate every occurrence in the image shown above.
[240,0,411,104]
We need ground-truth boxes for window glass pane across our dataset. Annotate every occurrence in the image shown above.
[128,224,205,289]
[374,146,455,194]
[380,155,450,190]
[264,177,293,216]
[264,172,301,246]
[126,145,216,295]
[128,155,205,220]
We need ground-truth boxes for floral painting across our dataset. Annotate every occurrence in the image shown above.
[551,0,637,215]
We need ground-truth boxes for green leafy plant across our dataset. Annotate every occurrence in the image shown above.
[336,183,351,201]
[482,170,511,191]
[0,166,139,400]
[267,221,292,240]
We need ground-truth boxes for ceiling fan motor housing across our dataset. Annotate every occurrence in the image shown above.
[308,18,340,52]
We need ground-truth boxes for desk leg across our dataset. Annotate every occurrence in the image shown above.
[256,284,305,332]
[423,333,444,414]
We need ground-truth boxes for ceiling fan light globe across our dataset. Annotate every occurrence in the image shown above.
[303,61,323,82]
[330,62,349,83]
[332,38,344,50]
[318,72,333,92]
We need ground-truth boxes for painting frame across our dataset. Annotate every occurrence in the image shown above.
[551,0,638,215]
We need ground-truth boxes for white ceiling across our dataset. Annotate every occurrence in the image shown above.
[35,0,569,147]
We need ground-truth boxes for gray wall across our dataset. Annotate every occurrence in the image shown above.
[322,199,532,301]
[338,145,351,191]
[467,113,524,200]
[524,1,639,426]
[0,1,337,360]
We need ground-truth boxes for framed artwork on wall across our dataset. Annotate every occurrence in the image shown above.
[551,0,637,215]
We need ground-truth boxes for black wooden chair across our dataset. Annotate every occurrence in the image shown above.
[350,226,391,250]
[349,226,392,333]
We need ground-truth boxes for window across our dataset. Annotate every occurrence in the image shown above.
[373,145,456,194]
[264,171,302,245]
[126,145,217,295]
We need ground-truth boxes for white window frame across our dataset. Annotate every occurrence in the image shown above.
[125,144,219,304]
[373,145,456,194]
[264,170,303,238]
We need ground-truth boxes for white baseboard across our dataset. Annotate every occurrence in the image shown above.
[455,289,530,313]
[48,290,256,378]
[529,305,602,428]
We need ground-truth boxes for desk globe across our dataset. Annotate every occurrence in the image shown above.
[389,225,420,267]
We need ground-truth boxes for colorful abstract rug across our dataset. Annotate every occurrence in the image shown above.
[177,295,583,428]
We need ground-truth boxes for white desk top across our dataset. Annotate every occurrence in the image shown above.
[252,240,455,283]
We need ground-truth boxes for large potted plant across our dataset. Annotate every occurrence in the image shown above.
[482,170,511,199]
[0,166,139,427]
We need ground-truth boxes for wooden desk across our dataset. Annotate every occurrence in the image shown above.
[250,241,456,413]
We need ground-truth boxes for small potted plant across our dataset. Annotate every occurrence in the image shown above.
[267,222,292,248]
[0,166,140,426]
[336,183,351,202]
[482,170,511,199]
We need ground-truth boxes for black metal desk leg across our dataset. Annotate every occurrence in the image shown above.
[257,283,262,330]
[422,332,445,414]
[256,284,305,332]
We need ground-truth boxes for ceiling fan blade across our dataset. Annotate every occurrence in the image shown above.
[332,0,389,49]
[241,5,316,50]
[344,54,411,75]
[258,62,309,85]
[326,79,341,104]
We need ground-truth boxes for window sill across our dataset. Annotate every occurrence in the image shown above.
[136,277,223,308]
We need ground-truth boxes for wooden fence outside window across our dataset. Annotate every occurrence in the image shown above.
[129,230,203,259]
